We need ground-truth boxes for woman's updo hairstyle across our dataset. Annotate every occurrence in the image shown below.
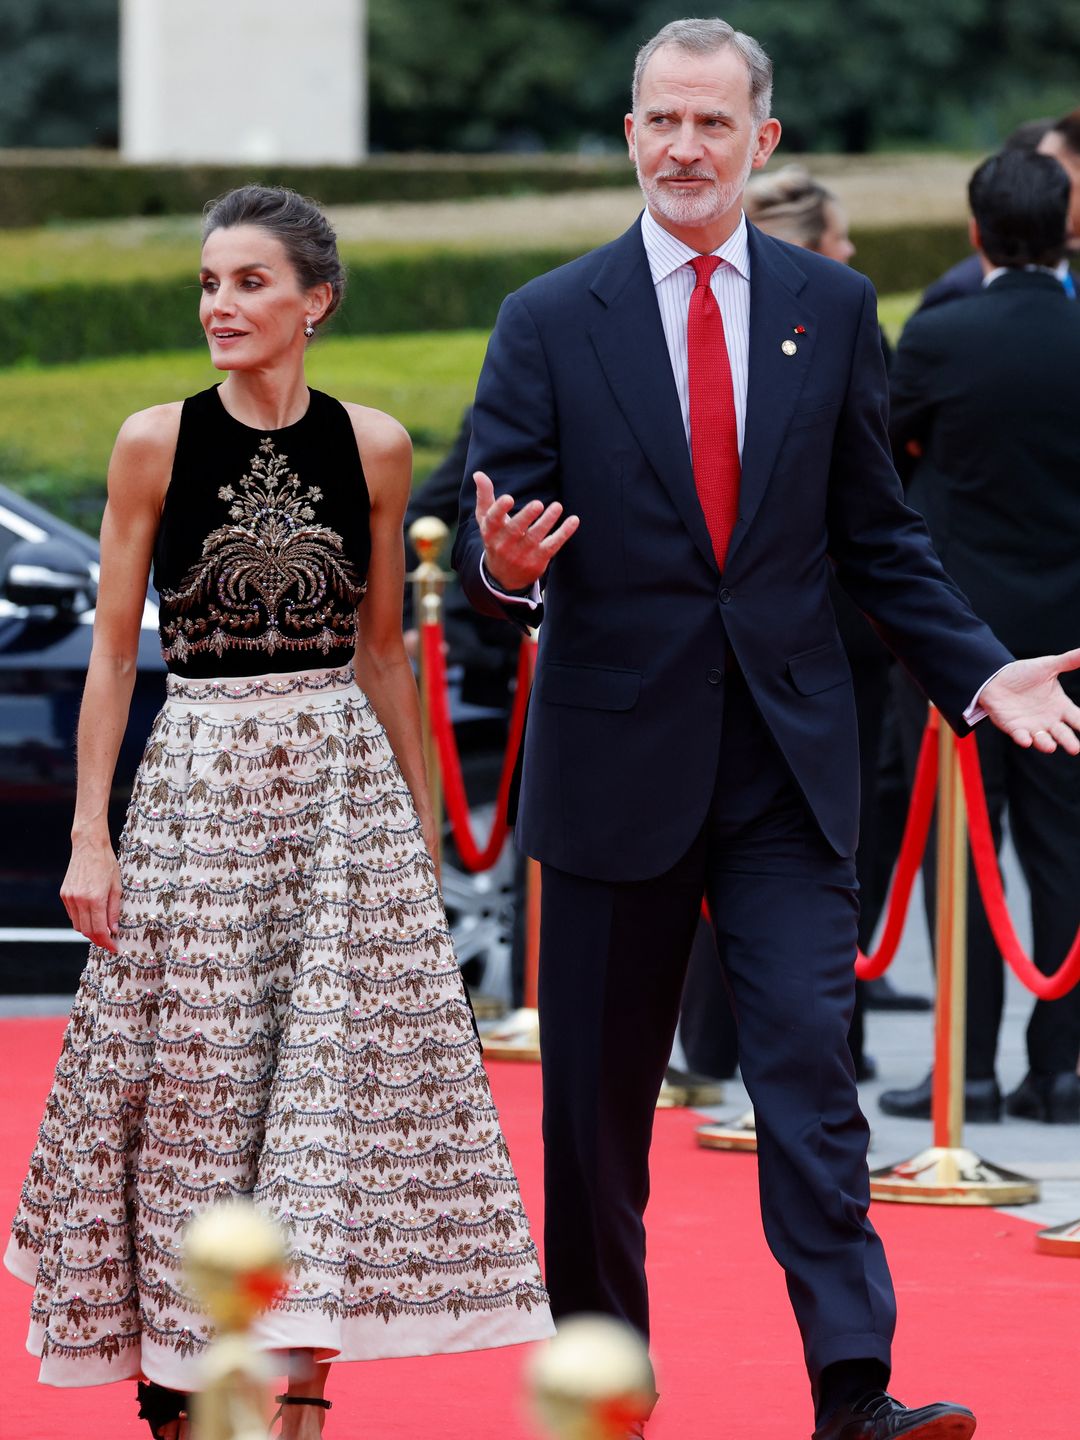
[202,184,347,328]
[744,164,835,251]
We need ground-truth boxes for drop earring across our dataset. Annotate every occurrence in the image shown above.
[303,319,316,338]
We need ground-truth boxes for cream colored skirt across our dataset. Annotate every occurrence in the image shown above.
[6,665,551,1388]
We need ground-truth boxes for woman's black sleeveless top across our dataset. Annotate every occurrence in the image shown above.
[154,386,371,678]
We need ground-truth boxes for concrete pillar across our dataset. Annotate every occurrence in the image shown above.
[120,0,366,163]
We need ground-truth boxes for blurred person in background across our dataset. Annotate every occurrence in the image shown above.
[883,150,1080,1126]
[4,185,551,1440]
[917,113,1076,313]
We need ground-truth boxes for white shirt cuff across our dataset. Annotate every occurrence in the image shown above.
[964,664,1010,725]
[480,555,541,609]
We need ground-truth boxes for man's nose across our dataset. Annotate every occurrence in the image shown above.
[668,121,704,165]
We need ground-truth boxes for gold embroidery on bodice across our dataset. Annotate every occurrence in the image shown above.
[160,437,365,663]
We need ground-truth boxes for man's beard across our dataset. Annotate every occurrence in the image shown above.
[635,145,756,228]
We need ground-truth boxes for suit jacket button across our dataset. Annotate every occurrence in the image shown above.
[719,587,733,604]
[707,668,723,685]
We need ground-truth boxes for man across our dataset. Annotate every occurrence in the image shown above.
[918,111,1077,314]
[453,18,1080,1440]
[883,150,1080,1125]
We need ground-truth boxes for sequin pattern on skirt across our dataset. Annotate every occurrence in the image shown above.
[5,665,551,1388]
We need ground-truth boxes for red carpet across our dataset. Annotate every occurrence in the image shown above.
[1,1017,1074,1440]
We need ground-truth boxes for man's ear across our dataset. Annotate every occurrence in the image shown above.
[624,112,636,162]
[751,117,782,171]
[969,217,981,254]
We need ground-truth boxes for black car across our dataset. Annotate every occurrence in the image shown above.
[0,486,516,1001]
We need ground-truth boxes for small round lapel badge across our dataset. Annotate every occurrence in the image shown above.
[781,339,798,356]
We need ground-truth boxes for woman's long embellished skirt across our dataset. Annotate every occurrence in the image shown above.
[5,665,551,1388]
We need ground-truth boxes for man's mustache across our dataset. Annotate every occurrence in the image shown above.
[656,168,716,182]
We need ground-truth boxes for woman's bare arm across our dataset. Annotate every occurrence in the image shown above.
[61,403,179,951]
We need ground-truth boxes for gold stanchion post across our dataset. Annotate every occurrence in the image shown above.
[407,516,450,873]
[870,720,1038,1205]
[184,1201,287,1440]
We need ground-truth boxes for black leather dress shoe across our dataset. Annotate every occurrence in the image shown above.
[862,977,932,1012]
[878,1072,1001,1122]
[811,1390,976,1439]
[1005,1070,1080,1123]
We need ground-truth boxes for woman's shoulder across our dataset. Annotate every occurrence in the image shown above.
[114,400,185,458]
[338,400,412,463]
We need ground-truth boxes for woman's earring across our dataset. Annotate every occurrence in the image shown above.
[303,319,316,338]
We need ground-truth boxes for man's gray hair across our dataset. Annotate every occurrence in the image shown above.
[631,17,773,125]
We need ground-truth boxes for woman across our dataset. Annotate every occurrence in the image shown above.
[5,186,552,1439]
[743,162,856,264]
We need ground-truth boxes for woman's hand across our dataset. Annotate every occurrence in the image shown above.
[61,833,122,953]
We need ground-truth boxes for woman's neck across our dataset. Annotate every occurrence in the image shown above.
[217,366,310,429]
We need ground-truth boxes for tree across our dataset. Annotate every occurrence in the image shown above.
[0,0,119,149]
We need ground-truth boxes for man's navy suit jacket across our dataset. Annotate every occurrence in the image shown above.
[452,219,1011,884]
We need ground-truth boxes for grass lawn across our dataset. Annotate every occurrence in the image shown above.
[0,291,920,534]
[0,331,489,527]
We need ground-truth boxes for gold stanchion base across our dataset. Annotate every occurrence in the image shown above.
[870,1146,1039,1205]
[468,991,507,1022]
[481,1007,541,1063]
[656,1070,725,1110]
[696,1109,758,1152]
[1035,1217,1080,1256]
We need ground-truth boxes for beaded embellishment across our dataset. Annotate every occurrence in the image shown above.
[160,437,366,663]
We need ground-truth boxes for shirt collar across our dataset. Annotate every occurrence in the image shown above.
[641,206,751,285]
[983,260,1069,288]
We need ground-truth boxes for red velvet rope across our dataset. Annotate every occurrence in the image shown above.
[422,620,534,873]
[957,734,1080,1000]
[854,709,941,979]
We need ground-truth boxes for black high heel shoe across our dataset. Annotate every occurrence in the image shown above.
[136,1381,190,1439]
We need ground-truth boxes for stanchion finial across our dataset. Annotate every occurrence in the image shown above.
[527,1315,657,1440]
[184,1201,287,1440]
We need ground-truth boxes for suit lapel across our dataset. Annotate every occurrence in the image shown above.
[587,224,718,574]
[724,224,816,570]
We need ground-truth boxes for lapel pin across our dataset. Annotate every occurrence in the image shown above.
[794,325,806,335]
[781,339,798,356]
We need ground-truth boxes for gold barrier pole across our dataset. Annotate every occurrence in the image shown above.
[871,720,1038,1205]
[185,1201,287,1440]
[407,516,449,873]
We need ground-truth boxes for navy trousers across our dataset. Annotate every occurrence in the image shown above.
[537,667,896,1383]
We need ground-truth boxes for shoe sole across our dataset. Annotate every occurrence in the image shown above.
[899,1414,976,1440]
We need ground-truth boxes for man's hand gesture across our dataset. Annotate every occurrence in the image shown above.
[980,649,1080,753]
[474,471,579,593]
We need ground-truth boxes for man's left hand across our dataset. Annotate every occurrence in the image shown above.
[979,649,1080,753]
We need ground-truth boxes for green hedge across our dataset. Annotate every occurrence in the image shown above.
[851,222,970,297]
[0,152,635,229]
[0,249,583,367]
[1,222,969,369]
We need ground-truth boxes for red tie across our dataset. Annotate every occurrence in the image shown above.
[688,254,740,569]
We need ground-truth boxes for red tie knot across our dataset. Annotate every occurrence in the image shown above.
[690,254,722,288]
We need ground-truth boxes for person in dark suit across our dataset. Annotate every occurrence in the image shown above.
[452,19,1080,1440]
[882,150,1080,1126]
[916,114,1075,315]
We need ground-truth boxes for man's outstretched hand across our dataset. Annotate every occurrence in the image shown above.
[980,648,1080,753]
[474,471,579,593]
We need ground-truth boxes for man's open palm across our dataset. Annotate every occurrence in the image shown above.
[980,648,1080,753]
[473,470,579,593]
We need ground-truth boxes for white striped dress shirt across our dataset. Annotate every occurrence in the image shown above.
[640,206,751,457]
